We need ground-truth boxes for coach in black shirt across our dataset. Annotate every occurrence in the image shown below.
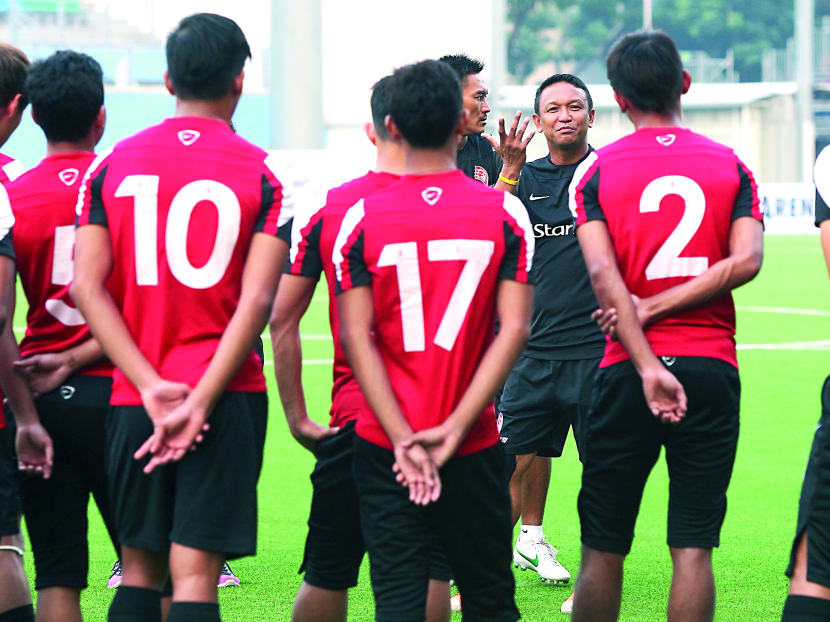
[494,75,605,604]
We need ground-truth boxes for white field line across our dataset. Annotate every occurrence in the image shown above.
[737,340,830,351]
[736,305,830,317]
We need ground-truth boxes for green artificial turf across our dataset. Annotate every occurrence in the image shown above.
[15,234,830,621]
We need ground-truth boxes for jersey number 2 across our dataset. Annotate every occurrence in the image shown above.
[378,239,494,352]
[639,175,709,280]
[116,175,241,289]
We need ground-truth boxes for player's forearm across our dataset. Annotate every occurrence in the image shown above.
[272,324,308,426]
[821,221,830,280]
[61,338,105,374]
[446,318,530,438]
[70,281,160,392]
[341,328,412,444]
[0,323,39,425]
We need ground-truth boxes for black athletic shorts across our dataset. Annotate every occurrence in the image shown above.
[498,356,600,458]
[301,421,450,590]
[578,356,740,555]
[17,375,118,590]
[354,438,519,622]
[107,391,267,559]
[0,417,21,537]
[786,375,830,587]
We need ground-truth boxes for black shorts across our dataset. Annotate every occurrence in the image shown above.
[786,375,830,587]
[498,356,599,457]
[0,418,21,537]
[107,391,267,559]
[578,356,740,555]
[354,438,519,622]
[301,421,450,590]
[17,375,118,590]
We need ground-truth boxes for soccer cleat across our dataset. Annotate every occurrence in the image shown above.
[512,536,571,584]
[217,562,240,588]
[107,560,122,589]
[450,594,462,612]
[560,593,574,614]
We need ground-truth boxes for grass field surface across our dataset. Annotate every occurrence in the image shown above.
[15,233,830,621]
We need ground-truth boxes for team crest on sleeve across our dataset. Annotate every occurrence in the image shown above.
[474,165,489,185]
[656,134,676,147]
[177,130,200,146]
[58,168,79,186]
[421,186,443,206]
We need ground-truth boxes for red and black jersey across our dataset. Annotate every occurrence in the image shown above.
[289,170,399,428]
[0,153,21,429]
[76,117,293,405]
[570,126,763,368]
[9,153,111,377]
[334,169,534,457]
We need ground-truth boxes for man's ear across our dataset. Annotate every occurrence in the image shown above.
[385,114,403,141]
[364,121,377,146]
[612,91,628,114]
[681,69,691,95]
[588,108,595,128]
[532,113,542,132]
[456,108,470,135]
[164,71,175,96]
[92,105,107,145]
[231,70,244,97]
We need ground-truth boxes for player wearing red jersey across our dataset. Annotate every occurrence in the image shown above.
[780,149,830,622]
[5,50,118,622]
[334,59,533,622]
[71,14,292,622]
[270,75,451,622]
[0,42,38,622]
[569,31,763,621]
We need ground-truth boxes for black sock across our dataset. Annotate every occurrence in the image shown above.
[167,602,221,622]
[108,586,162,622]
[782,594,830,621]
[0,604,35,622]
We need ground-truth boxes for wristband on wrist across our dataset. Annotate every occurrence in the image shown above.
[498,173,519,186]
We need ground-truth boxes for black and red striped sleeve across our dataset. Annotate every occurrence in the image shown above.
[256,153,295,242]
[75,148,112,227]
[733,156,763,222]
[568,151,603,226]
[814,146,830,226]
[332,199,369,294]
[499,193,535,283]
[287,199,325,278]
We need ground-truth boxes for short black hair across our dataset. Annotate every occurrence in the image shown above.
[534,73,593,115]
[606,30,683,114]
[166,13,251,100]
[26,50,103,143]
[371,75,393,141]
[438,54,484,84]
[0,43,29,109]
[388,60,462,149]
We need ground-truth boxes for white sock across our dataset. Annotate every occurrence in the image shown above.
[519,524,544,541]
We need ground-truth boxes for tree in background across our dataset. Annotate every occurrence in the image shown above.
[508,0,830,83]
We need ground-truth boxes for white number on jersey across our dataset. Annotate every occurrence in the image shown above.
[639,175,709,280]
[379,239,495,352]
[115,175,242,289]
[46,225,86,326]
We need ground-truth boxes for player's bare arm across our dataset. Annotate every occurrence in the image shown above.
[0,259,54,478]
[137,233,287,470]
[70,225,192,420]
[491,110,536,193]
[270,273,337,452]
[338,284,440,506]
[577,219,687,423]
[405,279,532,467]
[14,338,104,397]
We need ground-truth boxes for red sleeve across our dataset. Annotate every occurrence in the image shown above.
[733,157,763,223]
[568,151,603,226]
[332,200,368,293]
[288,202,325,279]
[257,153,295,240]
[499,193,534,283]
[75,149,112,227]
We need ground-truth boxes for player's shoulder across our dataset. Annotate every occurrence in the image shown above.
[327,171,399,210]
[0,153,25,184]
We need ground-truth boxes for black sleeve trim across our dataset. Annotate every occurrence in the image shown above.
[86,165,109,227]
[732,162,756,221]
